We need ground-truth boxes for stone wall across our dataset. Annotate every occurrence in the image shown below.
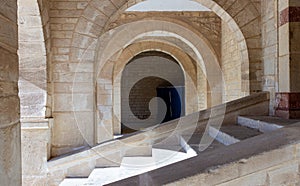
[167,142,300,186]
[107,11,222,59]
[18,0,47,119]
[49,0,95,156]
[221,21,244,102]
[0,0,21,185]
[46,7,222,155]
[41,0,261,156]
[261,0,279,115]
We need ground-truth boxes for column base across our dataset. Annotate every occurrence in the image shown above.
[275,93,300,119]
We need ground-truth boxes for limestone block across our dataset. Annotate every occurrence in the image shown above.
[240,17,261,38]
[263,55,276,76]
[0,123,21,186]
[67,161,95,178]
[83,5,108,28]
[110,0,127,8]
[57,48,70,54]
[97,119,113,143]
[0,0,17,23]
[267,163,299,186]
[77,2,88,9]
[52,112,94,152]
[165,163,240,186]
[51,31,73,39]
[49,9,83,18]
[47,169,66,186]
[0,82,18,97]
[50,2,81,10]
[22,176,49,186]
[52,38,72,47]
[124,144,152,157]
[238,146,295,176]
[71,33,97,49]
[0,3,20,185]
[279,24,290,56]
[217,170,267,186]
[19,92,46,117]
[0,96,20,123]
[52,54,69,62]
[54,82,93,93]
[234,3,259,28]
[95,151,122,168]
[50,23,62,31]
[19,15,42,27]
[19,42,46,55]
[18,27,44,42]
[70,48,96,62]
[0,48,18,82]
[53,72,93,83]
[278,55,290,92]
[263,0,276,20]
[226,0,249,17]
[19,56,47,69]
[21,121,50,176]
[262,17,276,33]
[62,23,76,31]
[50,18,78,24]
[97,94,112,106]
[90,0,116,17]
[54,93,93,111]
[75,18,103,37]
[279,0,289,11]
[19,69,47,89]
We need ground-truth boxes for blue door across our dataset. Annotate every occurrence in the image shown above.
[156,86,185,123]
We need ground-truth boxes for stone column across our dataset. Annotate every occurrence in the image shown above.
[0,0,21,185]
[276,0,300,119]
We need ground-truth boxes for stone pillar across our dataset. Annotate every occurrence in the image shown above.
[18,0,47,120]
[276,0,300,119]
[0,0,21,185]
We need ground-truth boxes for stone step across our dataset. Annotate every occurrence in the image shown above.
[59,178,88,186]
[182,133,224,153]
[209,125,262,146]
[61,148,196,186]
[237,116,300,132]
[153,134,185,153]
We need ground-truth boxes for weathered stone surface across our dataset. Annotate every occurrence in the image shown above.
[0,124,21,186]
[275,92,300,119]
[0,1,20,184]
[13,0,300,185]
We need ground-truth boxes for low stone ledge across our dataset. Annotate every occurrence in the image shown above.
[47,92,270,182]
[107,123,300,186]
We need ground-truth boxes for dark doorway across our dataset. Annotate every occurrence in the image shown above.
[121,51,185,134]
[157,86,185,123]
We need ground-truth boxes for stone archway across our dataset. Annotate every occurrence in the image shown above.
[104,0,259,92]
[96,39,206,141]
[50,0,257,151]
[120,52,186,134]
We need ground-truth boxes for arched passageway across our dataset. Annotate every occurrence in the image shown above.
[120,52,185,133]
